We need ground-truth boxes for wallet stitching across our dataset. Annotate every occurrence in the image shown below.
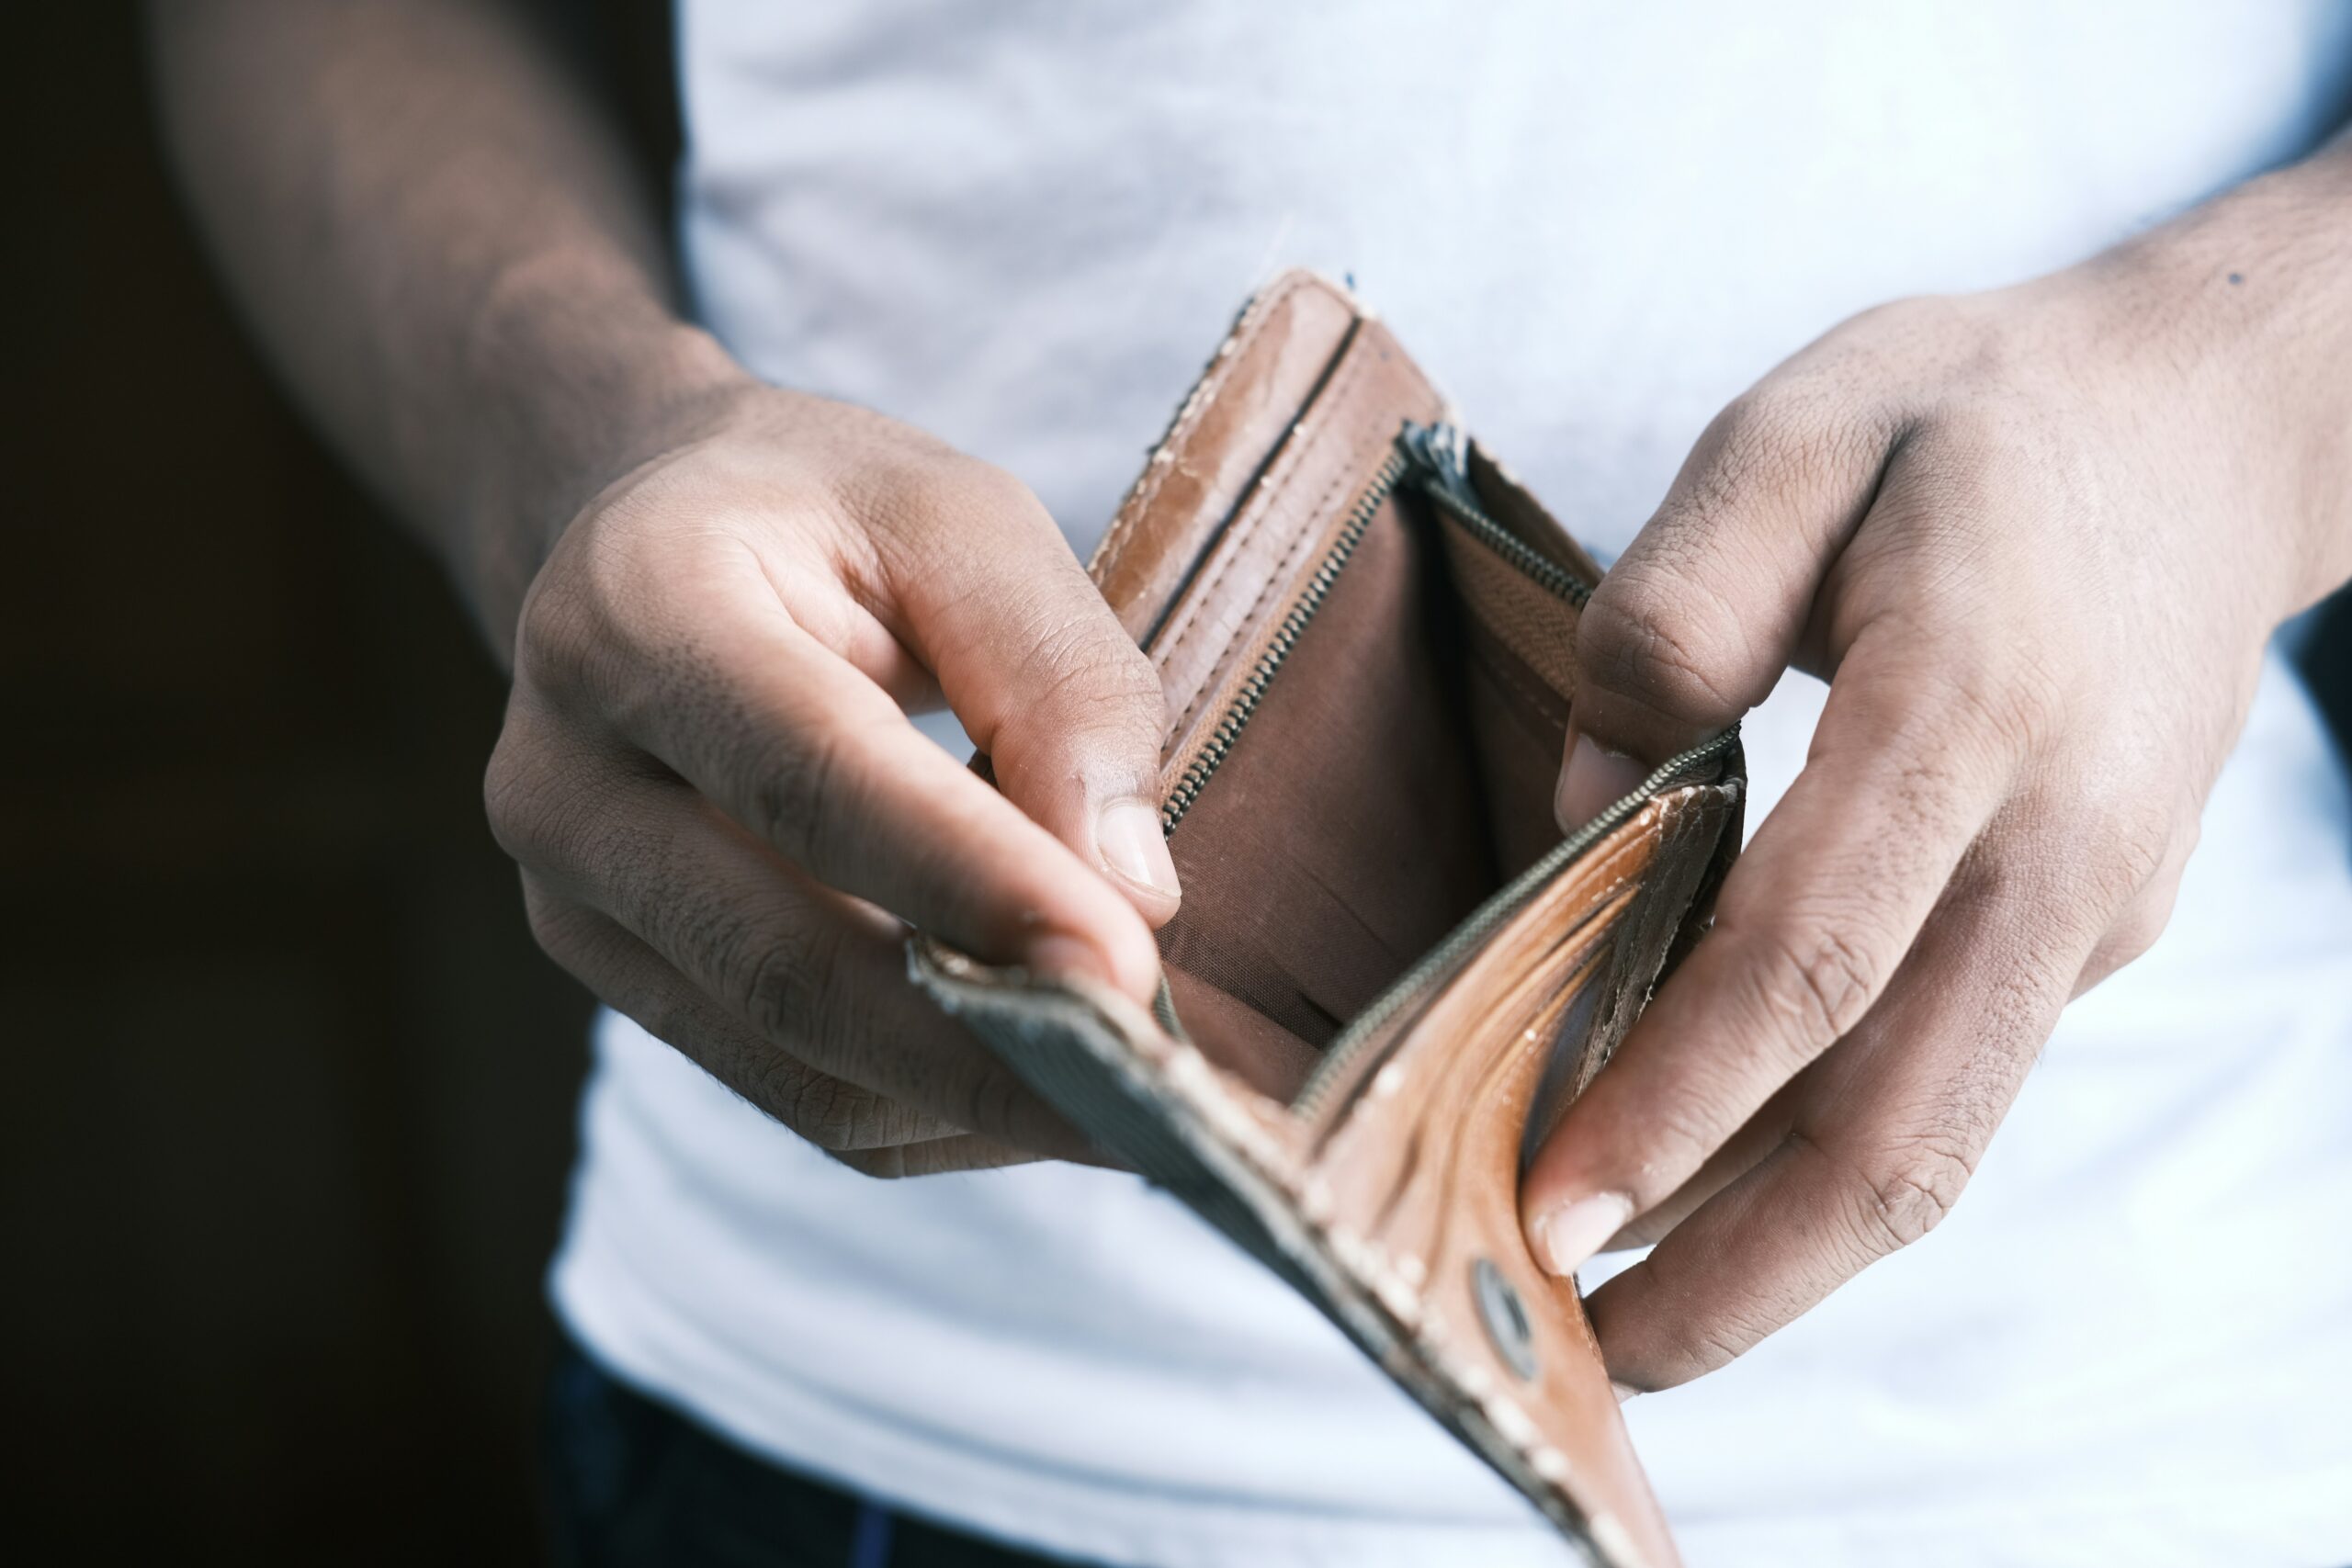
[1159,342,1392,739]
[1092,273,1314,588]
[1094,278,1297,583]
[1156,332,1377,678]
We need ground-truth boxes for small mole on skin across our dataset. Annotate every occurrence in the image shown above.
[2228,272,2245,285]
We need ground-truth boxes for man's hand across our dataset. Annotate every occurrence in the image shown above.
[151,0,1182,1176]
[1523,152,2352,1392]
[488,380,1182,1175]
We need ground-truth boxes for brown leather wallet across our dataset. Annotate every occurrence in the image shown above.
[910,270,1743,1568]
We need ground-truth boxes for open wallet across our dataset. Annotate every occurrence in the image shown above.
[909,270,1744,1568]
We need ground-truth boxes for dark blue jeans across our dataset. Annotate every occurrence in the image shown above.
[543,1337,1093,1568]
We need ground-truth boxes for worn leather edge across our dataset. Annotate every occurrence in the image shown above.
[906,932,1652,1568]
[1147,315,1450,797]
[1088,270,1363,641]
[1657,737,1747,984]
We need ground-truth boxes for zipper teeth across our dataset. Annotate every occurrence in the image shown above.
[1418,481,1593,606]
[1146,415,1717,1121]
[1159,446,1411,834]
[1291,728,1741,1122]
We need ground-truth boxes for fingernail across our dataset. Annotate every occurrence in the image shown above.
[1611,1381,1641,1404]
[1555,729,1649,833]
[1096,797,1181,904]
[1531,1191,1634,1277]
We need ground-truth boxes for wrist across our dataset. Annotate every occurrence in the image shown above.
[454,276,754,658]
[2068,147,2352,617]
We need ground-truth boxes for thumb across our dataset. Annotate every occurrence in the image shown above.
[891,462,1182,930]
[1558,387,1897,828]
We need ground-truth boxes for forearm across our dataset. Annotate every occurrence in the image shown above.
[148,0,744,658]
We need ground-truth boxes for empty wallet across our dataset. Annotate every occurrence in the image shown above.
[910,270,1744,1568]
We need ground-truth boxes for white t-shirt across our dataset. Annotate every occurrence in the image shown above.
[550,5,2352,1564]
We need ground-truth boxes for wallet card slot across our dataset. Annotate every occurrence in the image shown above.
[1292,730,1743,1126]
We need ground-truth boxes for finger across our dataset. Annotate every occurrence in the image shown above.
[839,1130,1131,1179]
[834,1135,1038,1179]
[1523,603,2029,1279]
[1558,373,1906,827]
[519,878,960,1153]
[565,559,1162,1001]
[1585,848,2097,1390]
[1608,775,2165,1249]
[493,725,1098,1159]
[1602,1071,1809,1250]
[875,461,1182,925]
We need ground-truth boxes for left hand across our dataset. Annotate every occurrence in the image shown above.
[1521,151,2352,1394]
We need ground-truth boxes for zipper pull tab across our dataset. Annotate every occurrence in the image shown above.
[1397,419,1479,512]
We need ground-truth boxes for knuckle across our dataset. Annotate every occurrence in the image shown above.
[2086,803,2177,908]
[2099,903,2169,970]
[1022,625,1166,744]
[483,707,640,879]
[2082,839,2186,976]
[1703,385,1811,479]
[752,1056,863,1150]
[521,528,650,695]
[1846,1132,1974,1253]
[1580,564,1745,727]
[1935,642,2064,761]
[1736,917,1883,1050]
[732,910,842,1044]
[481,728,543,862]
[1700,375,1890,505]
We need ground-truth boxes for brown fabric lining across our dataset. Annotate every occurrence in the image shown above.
[1434,513,1584,697]
[1156,487,1580,1091]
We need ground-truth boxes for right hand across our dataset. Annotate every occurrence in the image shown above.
[486,374,1182,1176]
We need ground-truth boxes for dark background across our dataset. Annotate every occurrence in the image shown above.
[4,5,672,1562]
[5,6,2348,1567]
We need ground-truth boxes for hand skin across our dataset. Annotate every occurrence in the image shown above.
[149,0,1181,1175]
[1523,140,2352,1394]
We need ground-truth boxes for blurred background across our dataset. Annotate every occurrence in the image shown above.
[4,5,670,1562]
[6,6,2349,1567]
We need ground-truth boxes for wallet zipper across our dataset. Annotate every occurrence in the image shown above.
[1291,728,1740,1123]
[1148,413,1712,1122]
[1159,422,1588,833]
[1396,421,1594,607]
[1159,443,1413,832]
